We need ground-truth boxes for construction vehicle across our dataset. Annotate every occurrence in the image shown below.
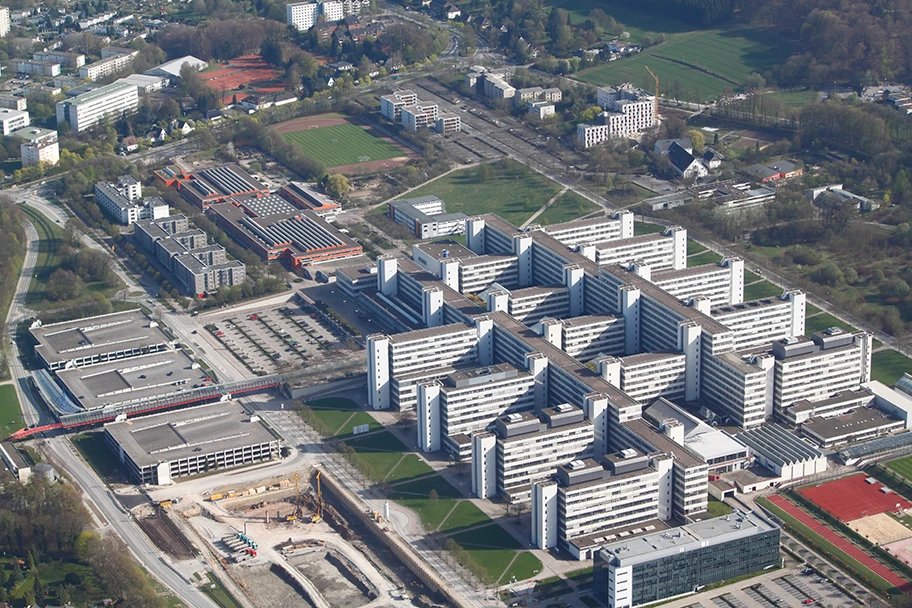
[645,66,659,118]
[286,472,302,522]
[311,470,323,523]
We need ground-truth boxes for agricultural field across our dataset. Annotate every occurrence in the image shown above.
[280,121,405,169]
[562,0,792,102]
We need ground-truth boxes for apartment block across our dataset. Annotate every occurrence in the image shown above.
[711,291,805,351]
[33,50,85,68]
[286,0,345,29]
[79,49,139,80]
[14,59,60,77]
[0,7,9,37]
[600,352,687,404]
[0,108,28,135]
[380,90,417,122]
[14,127,58,167]
[652,258,744,308]
[94,176,169,225]
[56,81,139,132]
[401,101,439,131]
[577,84,656,148]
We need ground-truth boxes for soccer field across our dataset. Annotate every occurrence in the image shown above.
[282,123,404,168]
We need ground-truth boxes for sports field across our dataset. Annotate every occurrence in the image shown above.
[887,455,912,482]
[281,123,405,169]
[798,474,912,522]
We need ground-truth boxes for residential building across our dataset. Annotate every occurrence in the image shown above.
[56,81,139,132]
[0,95,26,111]
[0,7,9,37]
[286,0,345,30]
[33,50,85,67]
[0,108,28,135]
[94,176,169,225]
[13,126,58,167]
[577,84,656,148]
[401,101,438,131]
[435,112,461,134]
[380,90,418,122]
[593,512,780,608]
[666,142,708,180]
[79,48,139,80]
[13,59,60,77]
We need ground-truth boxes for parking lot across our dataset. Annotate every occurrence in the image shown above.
[204,302,356,375]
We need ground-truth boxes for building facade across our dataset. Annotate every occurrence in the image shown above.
[56,81,139,132]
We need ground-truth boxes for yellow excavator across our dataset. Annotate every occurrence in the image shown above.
[285,473,301,522]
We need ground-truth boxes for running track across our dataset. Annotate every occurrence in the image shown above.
[767,495,911,591]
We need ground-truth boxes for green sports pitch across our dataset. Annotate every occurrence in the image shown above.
[281,123,405,168]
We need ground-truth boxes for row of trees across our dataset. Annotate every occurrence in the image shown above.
[0,198,26,379]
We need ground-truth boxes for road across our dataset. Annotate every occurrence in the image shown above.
[41,436,221,608]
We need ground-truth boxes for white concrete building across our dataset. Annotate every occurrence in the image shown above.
[417,362,536,460]
[0,108,28,135]
[577,84,656,148]
[0,7,9,37]
[380,90,417,122]
[14,127,58,167]
[94,176,169,225]
[56,81,139,132]
[711,290,805,351]
[79,49,138,80]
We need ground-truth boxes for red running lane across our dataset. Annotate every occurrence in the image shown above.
[768,495,911,591]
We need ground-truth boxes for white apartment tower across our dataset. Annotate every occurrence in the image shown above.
[0,7,10,38]
[56,82,139,132]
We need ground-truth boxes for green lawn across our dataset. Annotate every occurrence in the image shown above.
[200,573,243,608]
[687,240,707,256]
[688,250,723,265]
[804,313,856,337]
[385,454,435,483]
[390,474,462,499]
[500,552,543,585]
[535,191,601,226]
[404,160,563,226]
[706,498,733,518]
[743,280,783,301]
[346,430,408,452]
[0,385,24,437]
[768,89,818,109]
[22,205,123,308]
[573,26,792,102]
[743,269,761,284]
[334,411,382,438]
[390,474,465,530]
[872,350,912,386]
[887,455,912,482]
[439,500,491,532]
[281,123,404,168]
[806,303,823,316]
[448,523,533,585]
[634,221,665,236]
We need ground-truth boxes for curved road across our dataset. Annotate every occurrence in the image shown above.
[2,205,221,608]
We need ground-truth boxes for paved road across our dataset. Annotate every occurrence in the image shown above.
[41,436,220,608]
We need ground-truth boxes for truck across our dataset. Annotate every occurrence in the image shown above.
[208,493,223,501]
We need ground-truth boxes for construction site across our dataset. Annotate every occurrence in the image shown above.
[146,467,446,608]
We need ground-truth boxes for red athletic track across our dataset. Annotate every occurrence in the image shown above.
[767,494,911,591]
[797,473,912,522]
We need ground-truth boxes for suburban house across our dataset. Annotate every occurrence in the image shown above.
[667,142,708,180]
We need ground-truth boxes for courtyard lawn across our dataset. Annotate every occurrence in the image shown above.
[872,350,912,386]
[500,552,544,585]
[743,280,783,301]
[334,411,382,438]
[282,123,404,168]
[0,385,24,436]
[535,191,601,226]
[687,240,708,256]
[448,524,531,585]
[439,501,491,533]
[404,160,563,226]
[634,221,665,236]
[385,454,435,483]
[688,250,724,265]
[804,313,857,337]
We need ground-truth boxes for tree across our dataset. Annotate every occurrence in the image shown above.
[810,262,844,287]
[688,129,706,154]
[578,105,603,123]
[323,174,350,200]
[46,269,84,301]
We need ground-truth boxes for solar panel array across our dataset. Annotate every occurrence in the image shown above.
[200,165,262,196]
[241,215,344,252]
[839,432,912,460]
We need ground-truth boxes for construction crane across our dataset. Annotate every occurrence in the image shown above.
[645,66,659,119]
[286,472,301,522]
[311,470,323,523]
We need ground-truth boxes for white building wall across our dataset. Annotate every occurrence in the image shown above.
[531,480,558,550]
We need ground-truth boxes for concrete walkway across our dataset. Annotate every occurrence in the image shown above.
[521,186,569,229]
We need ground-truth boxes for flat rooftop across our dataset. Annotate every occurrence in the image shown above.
[104,401,278,468]
[413,240,475,260]
[57,350,209,410]
[31,309,172,366]
[598,510,777,566]
[802,408,903,439]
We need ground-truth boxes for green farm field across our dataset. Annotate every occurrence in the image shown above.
[559,0,793,103]
[281,123,405,168]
